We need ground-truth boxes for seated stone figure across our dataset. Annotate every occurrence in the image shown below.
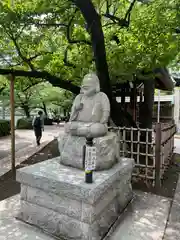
[58,73,120,170]
[65,73,110,138]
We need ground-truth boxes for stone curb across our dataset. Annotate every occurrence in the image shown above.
[103,195,135,240]
[163,174,180,240]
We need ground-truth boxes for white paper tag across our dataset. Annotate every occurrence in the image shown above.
[85,146,96,171]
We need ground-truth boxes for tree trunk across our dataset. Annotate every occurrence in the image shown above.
[139,80,155,129]
[22,104,30,118]
[111,99,137,127]
[139,79,155,165]
[72,0,112,100]
[42,102,48,117]
[2,100,5,120]
[72,0,138,128]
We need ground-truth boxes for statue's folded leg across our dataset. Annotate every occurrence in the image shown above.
[65,122,108,138]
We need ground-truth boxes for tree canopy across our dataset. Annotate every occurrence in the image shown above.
[0,75,74,118]
[0,0,179,88]
[0,0,179,127]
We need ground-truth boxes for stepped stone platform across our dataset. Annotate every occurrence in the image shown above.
[0,191,171,240]
[16,157,134,240]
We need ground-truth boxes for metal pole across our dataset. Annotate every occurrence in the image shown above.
[157,89,160,123]
[10,74,15,176]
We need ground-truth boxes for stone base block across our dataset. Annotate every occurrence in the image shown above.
[58,132,120,170]
[16,157,134,240]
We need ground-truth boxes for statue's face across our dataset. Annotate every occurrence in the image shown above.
[81,75,96,96]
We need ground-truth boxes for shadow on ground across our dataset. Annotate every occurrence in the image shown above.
[0,139,59,201]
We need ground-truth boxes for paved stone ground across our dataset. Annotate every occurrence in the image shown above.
[163,176,180,240]
[0,130,179,239]
[0,125,64,177]
[0,190,171,240]
[0,195,55,240]
[174,137,180,154]
[0,139,60,202]
[106,191,171,240]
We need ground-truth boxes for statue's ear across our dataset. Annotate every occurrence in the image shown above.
[96,83,100,93]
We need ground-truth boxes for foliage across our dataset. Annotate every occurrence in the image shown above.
[104,0,180,82]
[0,0,178,87]
[44,117,53,125]
[0,75,73,117]
[31,82,74,113]
[0,119,10,136]
[16,118,33,129]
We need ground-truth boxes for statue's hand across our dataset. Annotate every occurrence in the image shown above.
[75,103,83,111]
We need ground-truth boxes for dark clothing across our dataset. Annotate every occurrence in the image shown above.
[33,115,44,146]
[34,127,42,146]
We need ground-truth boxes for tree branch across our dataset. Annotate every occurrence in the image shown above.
[105,0,111,15]
[9,34,35,70]
[103,0,137,28]
[22,78,42,92]
[103,13,129,27]
[63,46,76,68]
[66,9,91,45]
[0,68,80,94]
[0,54,12,67]
[27,51,53,61]
[124,0,137,25]
[27,21,68,28]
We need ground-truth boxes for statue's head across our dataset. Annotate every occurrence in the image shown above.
[80,73,100,96]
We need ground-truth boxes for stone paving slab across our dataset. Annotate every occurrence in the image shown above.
[0,191,171,240]
[163,175,180,240]
[106,191,171,240]
[0,195,55,240]
[0,126,64,178]
[0,140,49,167]
[174,138,180,154]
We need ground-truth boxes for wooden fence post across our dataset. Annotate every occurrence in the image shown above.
[10,74,15,177]
[155,122,161,191]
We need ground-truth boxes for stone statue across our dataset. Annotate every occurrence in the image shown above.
[16,76,134,240]
[65,73,110,138]
[58,73,120,170]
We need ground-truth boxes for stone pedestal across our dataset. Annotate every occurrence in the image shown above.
[58,132,120,170]
[16,158,134,240]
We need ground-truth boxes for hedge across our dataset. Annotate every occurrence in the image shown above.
[44,118,53,125]
[16,118,33,129]
[16,117,53,129]
[0,120,10,137]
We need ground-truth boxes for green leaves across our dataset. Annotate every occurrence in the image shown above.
[0,0,179,89]
[103,0,180,82]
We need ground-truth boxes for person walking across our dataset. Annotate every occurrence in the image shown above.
[32,110,44,146]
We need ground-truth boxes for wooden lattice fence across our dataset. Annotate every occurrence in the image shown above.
[109,123,176,188]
